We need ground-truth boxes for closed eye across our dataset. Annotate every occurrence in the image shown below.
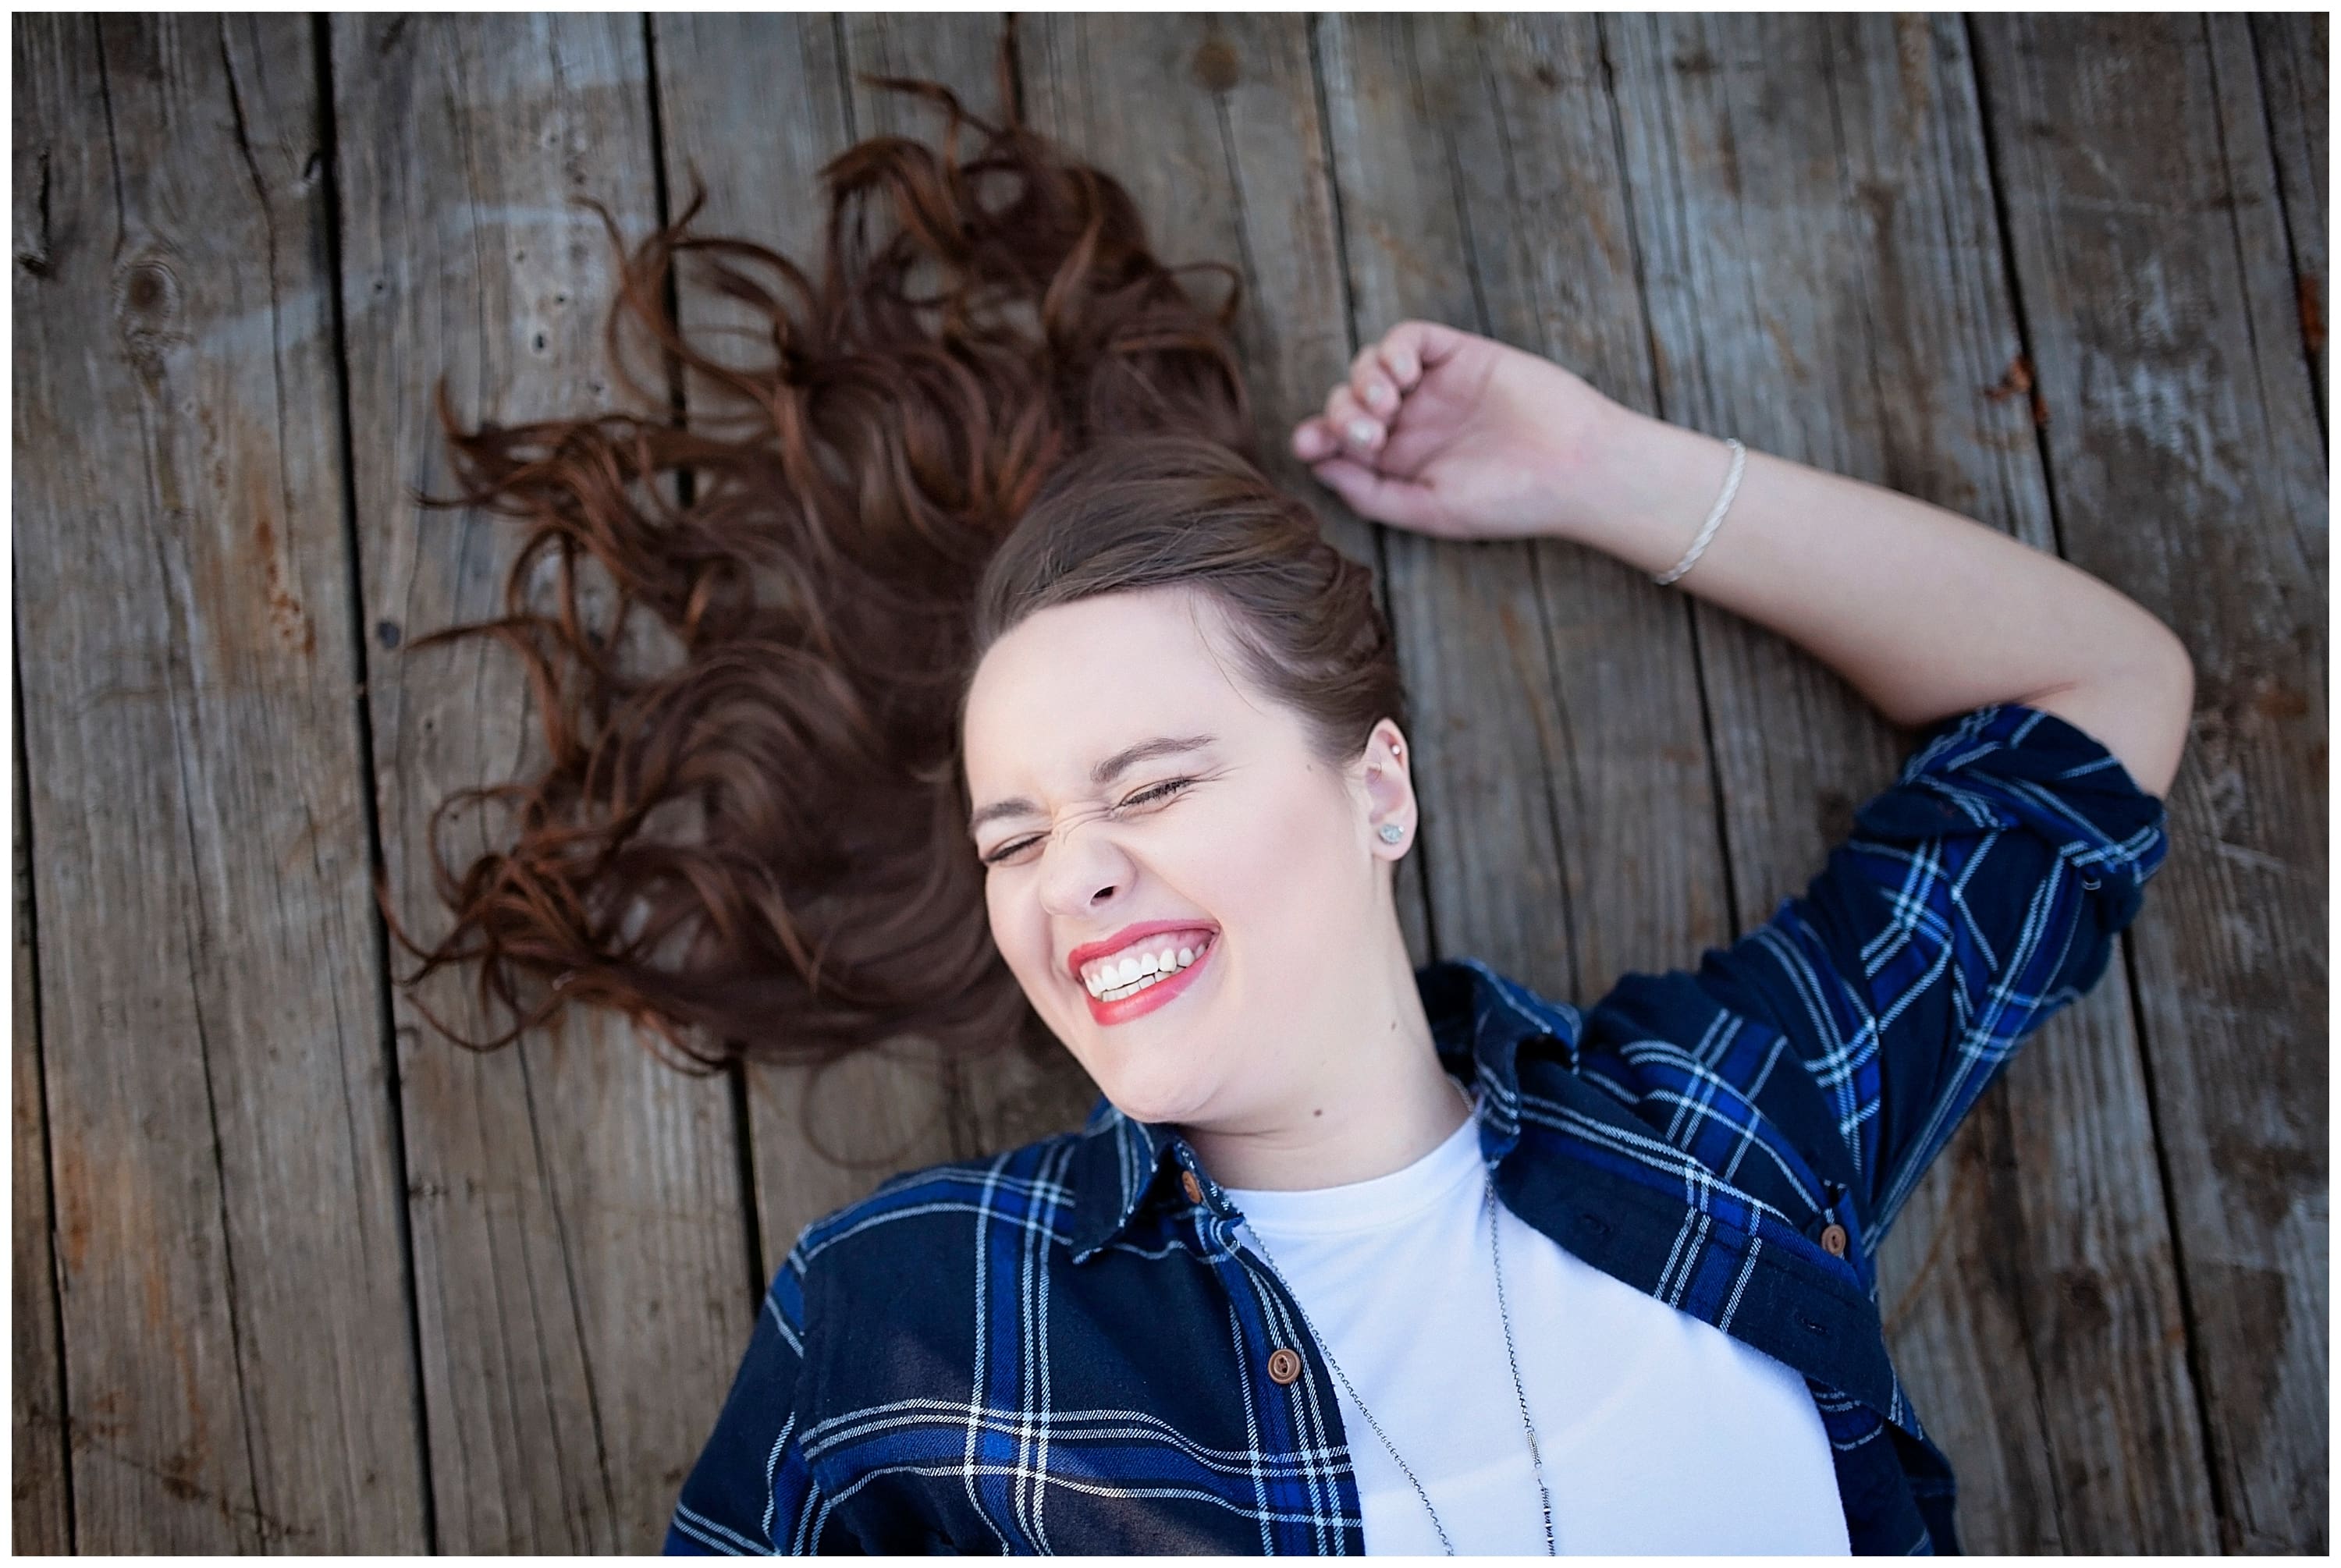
[1113,777,1194,813]
[979,778,1197,867]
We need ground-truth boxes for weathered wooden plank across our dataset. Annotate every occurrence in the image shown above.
[822,16,1060,1168]
[2249,12,2329,423]
[1014,13,1442,984]
[12,689,69,1549]
[1822,16,2214,1552]
[1607,12,2212,1551]
[2209,16,2331,471]
[11,12,425,1552]
[1012,9,1459,1077]
[1316,13,1717,1016]
[840,11,1014,138]
[994,13,1455,1153]
[645,11,985,1282]
[1973,13,2329,1552]
[649,12,849,412]
[831,16,1110,1163]
[1015,17,1359,569]
[332,14,750,1550]
[1767,33,2064,1545]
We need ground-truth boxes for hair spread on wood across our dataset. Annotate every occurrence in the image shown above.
[383,69,1404,1081]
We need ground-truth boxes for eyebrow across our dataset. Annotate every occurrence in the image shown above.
[967,734,1219,837]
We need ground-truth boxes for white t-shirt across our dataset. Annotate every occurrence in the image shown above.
[1221,1082,1852,1556]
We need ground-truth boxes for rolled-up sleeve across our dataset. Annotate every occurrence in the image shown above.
[1668,702,2170,1247]
[665,1236,829,1554]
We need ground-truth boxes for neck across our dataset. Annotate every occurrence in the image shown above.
[1174,924,1472,1192]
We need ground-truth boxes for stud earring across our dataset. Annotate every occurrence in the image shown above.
[1377,823,1405,844]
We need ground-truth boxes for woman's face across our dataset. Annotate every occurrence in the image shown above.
[961,584,1411,1128]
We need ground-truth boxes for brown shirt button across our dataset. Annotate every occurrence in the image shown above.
[1181,1169,1204,1204]
[1266,1346,1302,1385]
[1821,1222,1849,1258]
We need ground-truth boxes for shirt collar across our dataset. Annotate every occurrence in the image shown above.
[1065,958,1583,1265]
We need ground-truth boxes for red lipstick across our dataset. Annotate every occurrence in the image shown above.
[1065,920,1220,1027]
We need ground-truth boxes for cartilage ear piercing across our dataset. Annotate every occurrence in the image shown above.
[1378,823,1405,844]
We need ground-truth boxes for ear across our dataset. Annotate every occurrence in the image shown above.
[1359,718,1416,860]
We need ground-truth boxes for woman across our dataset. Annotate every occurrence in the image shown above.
[402,78,2188,1555]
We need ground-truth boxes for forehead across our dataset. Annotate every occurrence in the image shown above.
[962,587,1270,783]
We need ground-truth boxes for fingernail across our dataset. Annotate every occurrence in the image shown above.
[1366,383,1395,411]
[1348,418,1378,445]
[1394,356,1418,381]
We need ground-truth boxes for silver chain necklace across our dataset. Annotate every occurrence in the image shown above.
[1234,1075,1557,1556]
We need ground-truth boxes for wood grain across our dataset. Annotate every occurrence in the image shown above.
[834,14,1110,1163]
[12,664,69,1549]
[650,12,853,402]
[11,13,2323,1555]
[331,14,749,1550]
[1007,15,1390,1144]
[1316,13,1721,1016]
[1605,12,2212,1551]
[1014,12,1444,984]
[840,10,1014,140]
[1973,12,2329,1551]
[2248,12,2329,423]
[646,9,997,1283]
[11,13,425,1551]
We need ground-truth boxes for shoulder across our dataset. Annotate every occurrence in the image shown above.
[785,1126,1093,1291]
[1460,957,1852,1228]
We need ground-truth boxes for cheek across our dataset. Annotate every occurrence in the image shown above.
[983,885,1030,969]
[1187,776,1359,926]
[984,878,1045,983]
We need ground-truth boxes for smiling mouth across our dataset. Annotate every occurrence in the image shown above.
[1083,932,1217,1002]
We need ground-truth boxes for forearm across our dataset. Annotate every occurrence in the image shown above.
[1553,409,2193,791]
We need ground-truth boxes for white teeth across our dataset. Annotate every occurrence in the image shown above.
[1084,933,1214,1001]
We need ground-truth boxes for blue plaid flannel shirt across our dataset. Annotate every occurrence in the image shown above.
[666,702,2169,1555]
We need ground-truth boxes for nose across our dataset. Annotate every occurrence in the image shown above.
[1036,820,1134,918]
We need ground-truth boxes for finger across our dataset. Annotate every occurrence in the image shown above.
[1350,345,1401,419]
[1373,320,1465,389]
[1291,416,1337,463]
[1372,338,1417,398]
[1322,385,1382,455]
[1307,456,1436,532]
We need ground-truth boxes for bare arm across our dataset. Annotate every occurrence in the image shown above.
[1292,322,2196,800]
[1558,408,2194,797]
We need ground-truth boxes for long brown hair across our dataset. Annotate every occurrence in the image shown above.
[388,70,1401,1082]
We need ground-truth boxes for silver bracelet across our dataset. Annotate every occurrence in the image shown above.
[1653,436,1746,587]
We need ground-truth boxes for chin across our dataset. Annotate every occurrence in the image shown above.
[1036,968,1239,1122]
[1082,1038,1224,1129]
